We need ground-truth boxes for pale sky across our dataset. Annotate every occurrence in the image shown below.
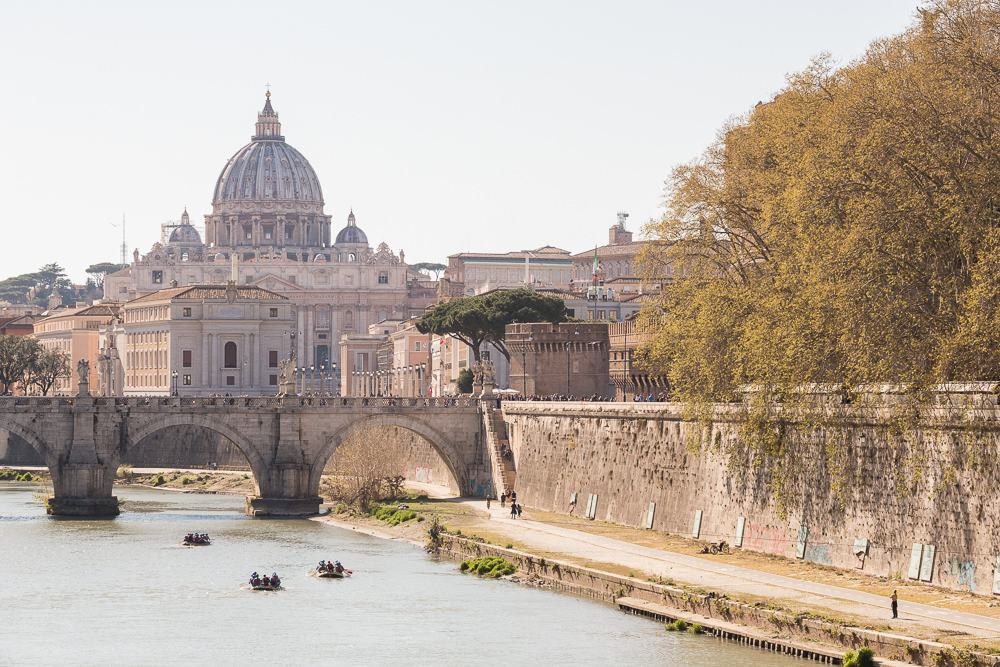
[1,1,919,285]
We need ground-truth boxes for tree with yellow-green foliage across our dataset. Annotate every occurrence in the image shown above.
[638,0,1000,405]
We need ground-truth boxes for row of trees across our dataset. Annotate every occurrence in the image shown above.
[0,336,70,395]
[638,0,1000,404]
[0,262,121,307]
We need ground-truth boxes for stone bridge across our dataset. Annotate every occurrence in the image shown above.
[0,396,489,517]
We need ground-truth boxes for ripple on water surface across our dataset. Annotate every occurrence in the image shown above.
[0,485,811,666]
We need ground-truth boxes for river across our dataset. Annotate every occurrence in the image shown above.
[0,484,811,666]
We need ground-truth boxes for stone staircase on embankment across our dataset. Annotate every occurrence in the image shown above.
[483,407,516,498]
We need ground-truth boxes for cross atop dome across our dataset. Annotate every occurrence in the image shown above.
[254,90,283,141]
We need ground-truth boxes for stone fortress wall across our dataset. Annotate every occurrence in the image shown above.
[503,399,1000,597]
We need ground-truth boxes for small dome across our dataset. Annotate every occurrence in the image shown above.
[215,252,227,261]
[314,253,326,261]
[335,209,368,245]
[169,224,202,245]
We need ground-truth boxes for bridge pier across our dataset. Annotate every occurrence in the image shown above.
[47,463,120,517]
[245,497,322,517]
[247,462,321,517]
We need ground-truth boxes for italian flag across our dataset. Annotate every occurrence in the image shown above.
[592,248,598,280]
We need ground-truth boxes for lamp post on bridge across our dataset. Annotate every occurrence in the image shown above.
[171,370,178,397]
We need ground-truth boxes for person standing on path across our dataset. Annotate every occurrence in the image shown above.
[516,504,522,519]
[500,492,506,508]
[486,496,491,509]
[891,590,898,619]
[510,503,517,519]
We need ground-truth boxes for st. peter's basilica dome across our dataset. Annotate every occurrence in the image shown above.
[211,93,324,207]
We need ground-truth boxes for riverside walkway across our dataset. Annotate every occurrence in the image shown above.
[439,492,1000,641]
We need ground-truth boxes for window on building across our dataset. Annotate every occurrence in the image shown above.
[348,253,356,262]
[182,350,192,368]
[378,309,387,321]
[285,226,294,240]
[565,308,575,318]
[483,350,491,362]
[598,310,606,320]
[263,226,273,240]
[152,271,163,284]
[183,307,192,317]
[378,272,388,284]
[180,252,189,261]
[345,275,353,285]
[119,285,128,294]
[415,341,421,352]
[243,226,252,240]
[226,376,235,386]
[269,350,278,368]
[587,311,594,320]
[269,308,278,318]
[269,374,278,385]
[224,342,237,368]
[183,374,191,385]
[609,311,618,321]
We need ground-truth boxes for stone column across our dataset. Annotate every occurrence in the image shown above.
[304,307,314,367]
[202,333,211,388]
[242,333,249,390]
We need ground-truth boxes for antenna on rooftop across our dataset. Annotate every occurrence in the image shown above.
[120,213,127,267]
[110,213,128,267]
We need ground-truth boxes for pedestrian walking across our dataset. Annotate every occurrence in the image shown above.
[516,503,522,519]
[891,590,898,619]
[510,504,517,519]
[500,492,506,508]
[486,496,491,509]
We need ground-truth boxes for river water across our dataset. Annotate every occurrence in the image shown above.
[0,484,809,666]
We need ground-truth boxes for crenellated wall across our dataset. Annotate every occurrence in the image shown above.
[503,400,1000,597]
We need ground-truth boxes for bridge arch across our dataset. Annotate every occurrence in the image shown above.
[114,414,267,495]
[311,414,470,496]
[0,416,57,468]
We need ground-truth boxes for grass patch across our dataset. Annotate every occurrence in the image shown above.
[370,505,418,526]
[460,556,516,578]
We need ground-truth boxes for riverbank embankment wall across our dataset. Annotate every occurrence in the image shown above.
[502,400,1000,598]
[437,534,984,666]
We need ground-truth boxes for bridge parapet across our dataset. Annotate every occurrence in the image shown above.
[0,396,486,410]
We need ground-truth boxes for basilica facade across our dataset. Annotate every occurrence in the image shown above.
[105,94,435,384]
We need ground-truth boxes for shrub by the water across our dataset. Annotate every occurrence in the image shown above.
[370,505,418,526]
[460,556,516,578]
[666,619,689,632]
[690,623,705,634]
[152,474,165,487]
[843,647,876,667]
[180,476,190,485]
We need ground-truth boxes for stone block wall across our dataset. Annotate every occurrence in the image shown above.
[503,401,1000,596]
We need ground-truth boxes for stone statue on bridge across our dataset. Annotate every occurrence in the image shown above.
[77,359,90,383]
[76,359,91,397]
[278,356,297,396]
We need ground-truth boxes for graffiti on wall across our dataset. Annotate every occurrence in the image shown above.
[415,465,433,484]
[940,557,977,593]
[804,538,834,565]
